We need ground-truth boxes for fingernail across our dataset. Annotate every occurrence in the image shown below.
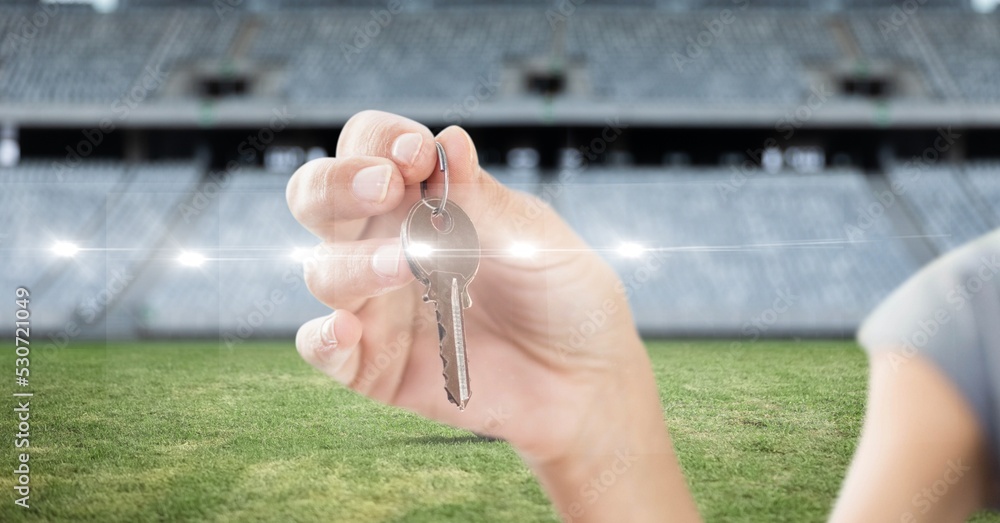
[372,242,402,278]
[391,133,423,166]
[352,165,392,203]
[320,313,338,348]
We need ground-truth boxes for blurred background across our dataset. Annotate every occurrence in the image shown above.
[2,0,999,342]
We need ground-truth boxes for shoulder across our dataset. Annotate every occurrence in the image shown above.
[858,228,1000,355]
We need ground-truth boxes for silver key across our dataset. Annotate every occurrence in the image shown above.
[401,197,480,410]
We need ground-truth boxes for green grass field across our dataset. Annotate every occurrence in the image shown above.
[3,341,998,522]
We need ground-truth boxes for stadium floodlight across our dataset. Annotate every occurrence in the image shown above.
[617,242,646,258]
[51,241,80,258]
[177,251,206,267]
[406,243,434,258]
[509,243,537,258]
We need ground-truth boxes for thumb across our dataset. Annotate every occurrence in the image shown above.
[434,126,585,257]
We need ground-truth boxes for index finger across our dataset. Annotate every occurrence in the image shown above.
[337,110,439,185]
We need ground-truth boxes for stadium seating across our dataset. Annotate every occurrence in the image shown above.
[2,5,999,107]
[4,157,998,337]
[0,9,168,104]
[0,161,201,331]
[567,11,841,104]
[2,1,998,340]
[964,161,1000,222]
[553,167,920,334]
[885,164,997,252]
[246,9,551,103]
[109,169,328,339]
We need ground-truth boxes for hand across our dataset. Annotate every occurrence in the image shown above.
[286,110,699,522]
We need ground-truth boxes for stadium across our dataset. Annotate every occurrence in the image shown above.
[2,0,1000,521]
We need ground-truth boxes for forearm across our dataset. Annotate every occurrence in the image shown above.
[525,347,701,523]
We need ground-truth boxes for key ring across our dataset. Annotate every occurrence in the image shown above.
[420,141,449,216]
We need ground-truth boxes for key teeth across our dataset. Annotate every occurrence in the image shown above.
[443,384,467,411]
[435,311,468,411]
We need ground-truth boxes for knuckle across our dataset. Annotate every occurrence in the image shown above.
[303,258,336,303]
[287,159,335,220]
[341,110,394,154]
[343,110,383,134]
[310,162,337,206]
[303,244,372,308]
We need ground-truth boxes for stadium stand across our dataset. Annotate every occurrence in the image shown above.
[245,9,552,103]
[567,11,841,104]
[553,168,920,335]
[3,159,940,337]
[885,165,997,252]
[0,161,200,331]
[964,161,1000,222]
[0,9,171,104]
[107,169,328,338]
[1,0,998,339]
[919,12,1000,102]
[2,4,999,113]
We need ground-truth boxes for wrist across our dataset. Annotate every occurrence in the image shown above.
[523,339,700,522]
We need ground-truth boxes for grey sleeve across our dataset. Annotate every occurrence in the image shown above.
[858,228,1000,463]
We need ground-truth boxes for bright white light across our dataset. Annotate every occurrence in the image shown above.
[762,147,783,173]
[177,251,206,267]
[0,137,19,168]
[290,248,312,262]
[617,242,646,258]
[51,241,80,258]
[42,0,119,14]
[972,0,1000,13]
[509,243,537,258]
[507,147,540,169]
[407,243,434,258]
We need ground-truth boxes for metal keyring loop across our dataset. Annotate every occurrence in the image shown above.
[420,141,449,215]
